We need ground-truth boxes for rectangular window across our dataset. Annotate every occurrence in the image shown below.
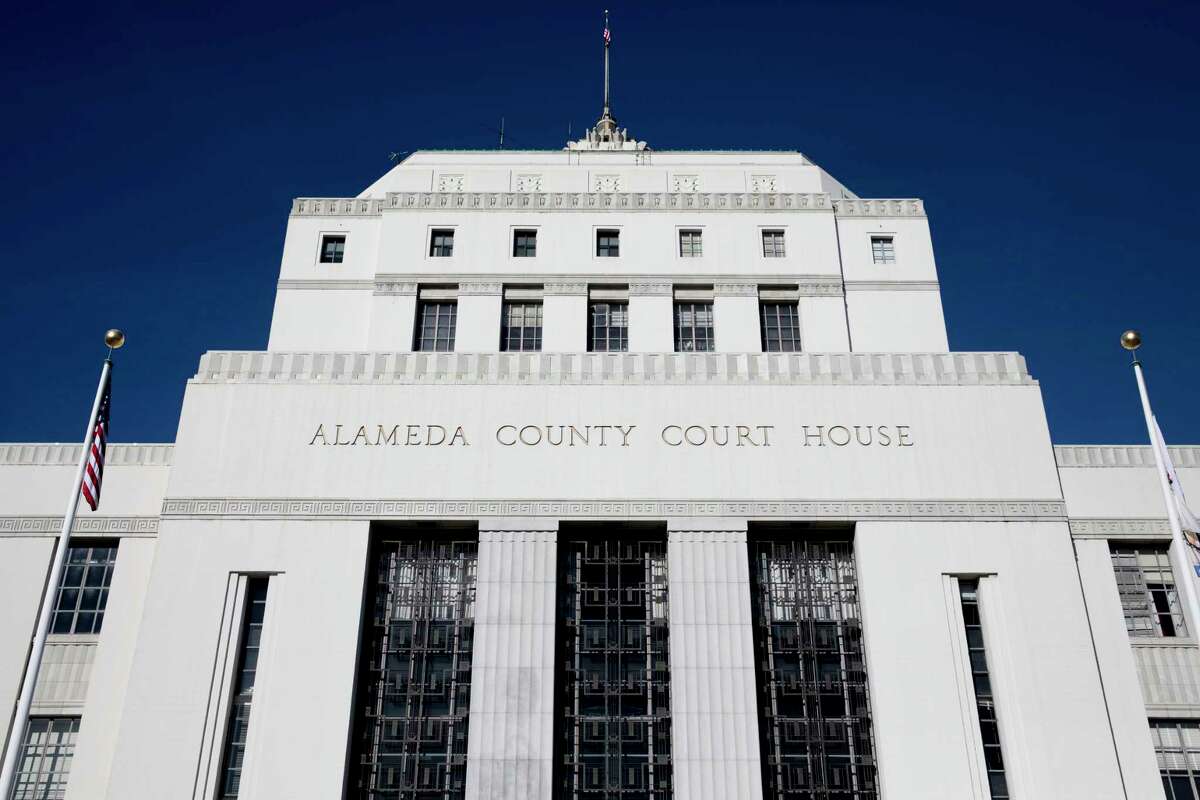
[349,530,478,800]
[430,229,455,257]
[748,534,878,800]
[596,229,620,257]
[1111,544,1188,638]
[9,717,79,800]
[673,302,714,352]
[870,236,895,264]
[678,230,702,257]
[761,230,786,258]
[217,577,269,800]
[760,302,801,352]
[501,302,543,352]
[554,529,673,800]
[589,302,629,352]
[1150,719,1200,800]
[415,301,457,352]
[513,229,537,257]
[959,579,1009,800]
[319,234,346,264]
[51,543,117,635]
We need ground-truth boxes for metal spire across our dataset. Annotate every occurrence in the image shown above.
[565,10,645,150]
[603,9,611,118]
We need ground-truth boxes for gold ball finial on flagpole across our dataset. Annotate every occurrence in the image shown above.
[104,329,126,349]
[1120,330,1141,351]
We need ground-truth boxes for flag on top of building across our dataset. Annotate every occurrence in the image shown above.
[81,371,111,511]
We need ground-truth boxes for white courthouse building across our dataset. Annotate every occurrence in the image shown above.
[3,100,1200,800]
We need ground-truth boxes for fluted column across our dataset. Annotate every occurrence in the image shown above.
[667,518,763,800]
[465,519,557,800]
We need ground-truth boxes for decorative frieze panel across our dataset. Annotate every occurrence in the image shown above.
[437,174,465,192]
[0,516,160,537]
[713,282,759,297]
[373,280,419,296]
[750,174,777,193]
[192,351,1036,387]
[1054,445,1200,468]
[1068,519,1171,539]
[161,497,1067,521]
[671,174,700,192]
[290,198,385,217]
[514,174,543,192]
[593,174,622,192]
[457,281,504,296]
[543,281,588,296]
[834,198,926,218]
[0,444,173,466]
[628,281,672,296]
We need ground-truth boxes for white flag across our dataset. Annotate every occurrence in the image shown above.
[1153,417,1200,549]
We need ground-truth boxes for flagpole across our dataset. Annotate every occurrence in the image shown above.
[0,329,124,798]
[1121,329,1200,636]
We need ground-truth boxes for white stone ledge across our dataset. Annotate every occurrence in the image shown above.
[160,498,1067,521]
[1068,519,1171,539]
[1054,445,1200,468]
[0,443,173,466]
[191,351,1034,386]
[0,516,160,538]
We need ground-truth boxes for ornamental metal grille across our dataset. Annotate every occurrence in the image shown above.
[762,230,786,258]
[869,237,894,265]
[217,577,269,800]
[958,579,1009,800]
[1111,544,1188,638]
[349,533,477,800]
[554,532,673,800]
[1151,719,1200,799]
[760,303,802,352]
[673,303,714,352]
[501,302,543,351]
[9,717,78,800]
[415,302,457,352]
[589,302,629,352]
[748,536,878,800]
[51,543,117,635]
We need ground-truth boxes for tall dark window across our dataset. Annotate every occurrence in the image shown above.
[51,543,117,635]
[761,303,801,352]
[596,230,620,257]
[673,303,714,352]
[218,577,269,800]
[1151,719,1200,800]
[349,531,478,800]
[501,302,543,351]
[415,302,457,352]
[762,230,786,258]
[959,579,1009,800]
[554,530,673,799]
[513,229,537,257]
[430,229,455,257]
[320,235,346,263]
[589,302,629,352]
[748,534,877,800]
[1111,544,1188,637]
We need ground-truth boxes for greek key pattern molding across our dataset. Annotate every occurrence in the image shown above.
[191,351,1035,386]
[1055,445,1200,468]
[161,497,1067,521]
[1068,519,1171,539]
[0,516,160,538]
[290,194,925,218]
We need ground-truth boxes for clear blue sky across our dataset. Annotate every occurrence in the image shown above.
[2,0,1197,445]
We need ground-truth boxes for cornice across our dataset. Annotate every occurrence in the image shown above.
[1054,445,1200,468]
[844,280,940,292]
[1068,518,1171,540]
[0,444,174,466]
[277,279,373,291]
[834,199,926,218]
[0,516,160,538]
[369,273,844,298]
[191,351,1035,386]
[292,192,836,217]
[161,497,1066,522]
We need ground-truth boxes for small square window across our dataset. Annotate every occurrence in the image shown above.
[762,230,786,258]
[319,235,345,264]
[429,229,455,257]
[596,230,620,258]
[513,230,537,258]
[679,230,702,258]
[871,236,896,264]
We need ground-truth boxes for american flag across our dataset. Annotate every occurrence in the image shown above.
[603,25,611,45]
[81,373,111,511]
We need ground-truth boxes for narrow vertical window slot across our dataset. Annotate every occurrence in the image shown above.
[216,576,269,800]
[959,579,1009,800]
